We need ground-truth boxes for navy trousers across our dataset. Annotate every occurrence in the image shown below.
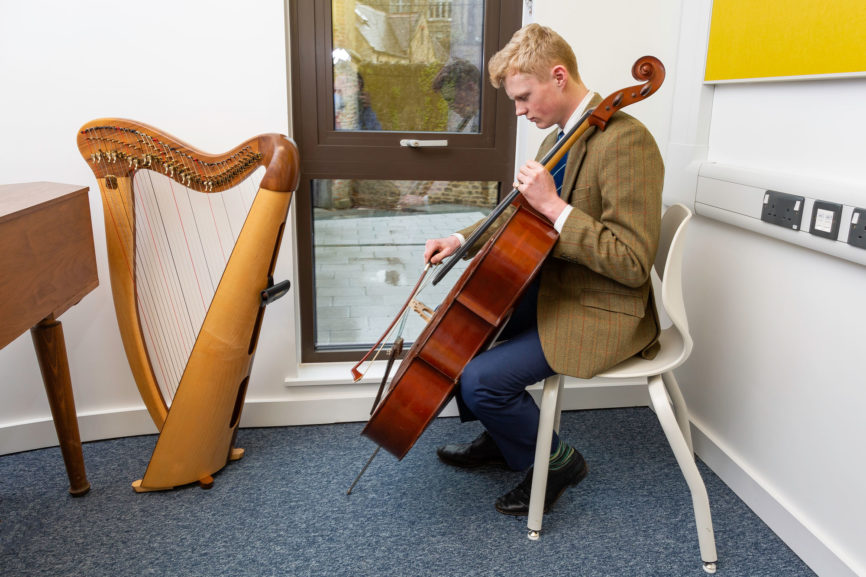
[454,278,558,471]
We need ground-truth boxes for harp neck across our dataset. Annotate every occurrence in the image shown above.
[77,118,297,193]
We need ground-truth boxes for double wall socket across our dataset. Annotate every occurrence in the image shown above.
[761,190,804,230]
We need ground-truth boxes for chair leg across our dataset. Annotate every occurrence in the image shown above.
[661,371,694,456]
[527,374,563,540]
[648,376,718,573]
[552,374,564,434]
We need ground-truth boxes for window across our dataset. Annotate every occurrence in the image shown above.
[289,0,522,362]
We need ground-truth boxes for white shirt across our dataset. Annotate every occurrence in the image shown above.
[551,90,595,232]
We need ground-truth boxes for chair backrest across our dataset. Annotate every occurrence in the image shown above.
[655,203,693,357]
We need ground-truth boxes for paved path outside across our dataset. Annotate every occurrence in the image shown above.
[313,210,485,346]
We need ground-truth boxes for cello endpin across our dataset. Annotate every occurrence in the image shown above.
[347,445,380,495]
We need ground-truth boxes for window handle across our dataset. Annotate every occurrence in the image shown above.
[399,139,448,148]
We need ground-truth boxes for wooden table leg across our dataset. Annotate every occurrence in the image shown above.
[30,315,91,496]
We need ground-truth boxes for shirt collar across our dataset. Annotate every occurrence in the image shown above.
[560,91,595,135]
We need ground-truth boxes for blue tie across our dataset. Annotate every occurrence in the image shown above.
[551,131,568,196]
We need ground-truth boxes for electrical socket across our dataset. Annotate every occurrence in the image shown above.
[809,200,842,240]
[761,190,804,230]
[848,208,866,250]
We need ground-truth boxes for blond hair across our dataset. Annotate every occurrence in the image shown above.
[487,23,579,88]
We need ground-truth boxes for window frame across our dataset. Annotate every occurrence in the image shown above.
[289,0,522,363]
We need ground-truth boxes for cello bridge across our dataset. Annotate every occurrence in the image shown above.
[410,299,434,323]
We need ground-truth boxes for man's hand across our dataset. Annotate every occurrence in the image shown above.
[424,235,462,265]
[513,160,568,224]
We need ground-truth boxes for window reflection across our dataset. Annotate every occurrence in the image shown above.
[331,0,485,133]
[432,59,481,132]
[334,68,382,131]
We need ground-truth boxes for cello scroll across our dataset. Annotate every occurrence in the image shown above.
[588,55,665,130]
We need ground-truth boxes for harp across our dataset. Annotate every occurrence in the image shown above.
[77,119,299,492]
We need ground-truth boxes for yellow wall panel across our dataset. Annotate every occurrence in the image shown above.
[705,0,866,82]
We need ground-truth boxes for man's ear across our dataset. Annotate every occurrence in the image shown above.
[551,65,568,88]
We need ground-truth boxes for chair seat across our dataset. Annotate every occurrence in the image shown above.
[595,328,687,380]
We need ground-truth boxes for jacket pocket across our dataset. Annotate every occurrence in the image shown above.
[569,185,592,205]
[579,289,645,318]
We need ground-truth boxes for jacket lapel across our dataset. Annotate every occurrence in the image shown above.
[560,93,603,204]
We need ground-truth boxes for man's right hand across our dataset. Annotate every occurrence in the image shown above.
[424,235,462,265]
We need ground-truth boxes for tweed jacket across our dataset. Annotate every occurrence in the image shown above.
[458,94,663,378]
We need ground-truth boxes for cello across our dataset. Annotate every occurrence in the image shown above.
[351,56,665,476]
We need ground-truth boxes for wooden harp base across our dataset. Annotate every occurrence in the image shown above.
[130,446,246,493]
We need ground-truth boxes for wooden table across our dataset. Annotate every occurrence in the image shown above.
[0,182,99,496]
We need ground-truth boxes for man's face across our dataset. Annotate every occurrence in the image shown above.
[503,71,562,129]
[453,82,479,117]
[441,81,479,118]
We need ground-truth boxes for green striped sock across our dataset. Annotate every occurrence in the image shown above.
[549,441,575,471]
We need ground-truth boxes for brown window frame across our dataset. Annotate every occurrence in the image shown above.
[288,0,523,363]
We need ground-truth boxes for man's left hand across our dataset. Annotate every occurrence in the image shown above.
[513,160,568,224]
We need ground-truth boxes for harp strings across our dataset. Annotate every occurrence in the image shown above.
[133,165,261,405]
[82,123,262,406]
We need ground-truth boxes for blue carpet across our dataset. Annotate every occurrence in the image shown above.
[0,408,814,576]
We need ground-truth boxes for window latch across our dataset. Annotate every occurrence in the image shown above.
[399,139,448,148]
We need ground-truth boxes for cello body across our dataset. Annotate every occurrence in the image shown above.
[362,200,557,458]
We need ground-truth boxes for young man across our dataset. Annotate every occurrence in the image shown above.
[423,24,664,515]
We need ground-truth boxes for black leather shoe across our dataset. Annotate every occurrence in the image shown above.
[436,431,507,468]
[494,451,588,516]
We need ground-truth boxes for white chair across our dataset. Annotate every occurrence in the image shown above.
[526,204,718,574]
